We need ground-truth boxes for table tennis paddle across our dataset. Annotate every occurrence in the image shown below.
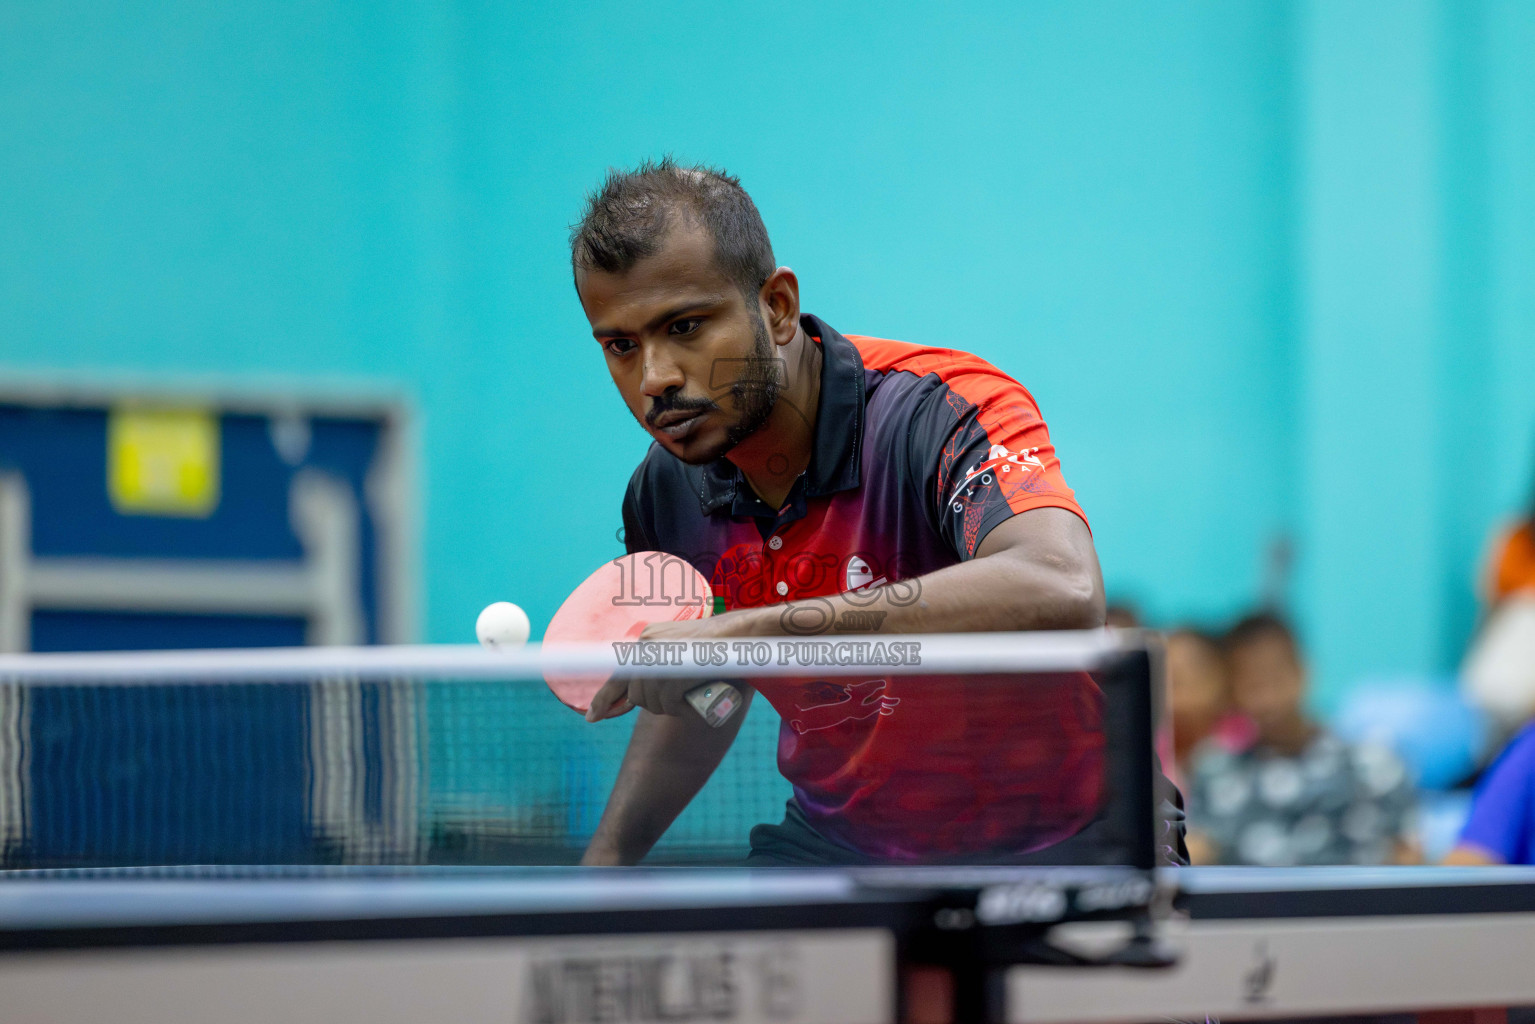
[543,552,742,728]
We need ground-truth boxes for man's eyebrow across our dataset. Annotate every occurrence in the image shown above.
[592,298,725,339]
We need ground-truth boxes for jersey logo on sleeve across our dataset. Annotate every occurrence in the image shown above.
[789,679,901,734]
[947,444,1043,511]
[844,554,888,592]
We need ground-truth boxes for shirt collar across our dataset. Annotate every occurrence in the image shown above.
[697,314,866,516]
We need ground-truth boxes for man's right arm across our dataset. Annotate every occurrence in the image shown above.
[581,691,754,865]
[591,463,747,865]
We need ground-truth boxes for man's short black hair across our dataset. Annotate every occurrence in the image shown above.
[570,157,776,300]
[1224,610,1301,660]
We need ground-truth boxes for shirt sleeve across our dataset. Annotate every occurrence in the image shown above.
[1460,726,1535,864]
[908,367,1087,560]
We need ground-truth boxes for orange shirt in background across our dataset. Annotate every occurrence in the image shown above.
[1490,521,1535,602]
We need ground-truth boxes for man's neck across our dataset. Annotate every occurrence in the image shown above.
[728,326,822,510]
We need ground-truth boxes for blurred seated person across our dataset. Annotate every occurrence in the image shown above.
[1485,498,1535,604]
[1187,612,1418,866]
[1444,720,1535,865]
[1164,628,1244,788]
[1463,497,1535,735]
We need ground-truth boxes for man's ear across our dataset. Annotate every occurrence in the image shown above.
[760,267,801,347]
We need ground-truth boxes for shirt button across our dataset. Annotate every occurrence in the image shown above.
[768,536,783,550]
[775,581,789,596]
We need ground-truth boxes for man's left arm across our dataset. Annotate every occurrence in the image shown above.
[700,505,1103,637]
[588,507,1101,722]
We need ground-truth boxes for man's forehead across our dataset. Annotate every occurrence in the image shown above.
[579,223,735,324]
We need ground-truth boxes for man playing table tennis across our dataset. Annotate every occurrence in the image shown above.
[571,159,1172,866]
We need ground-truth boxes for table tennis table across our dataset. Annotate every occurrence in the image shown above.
[2,865,1534,1024]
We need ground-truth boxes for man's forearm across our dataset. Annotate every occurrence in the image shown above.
[724,546,1101,637]
[713,507,1102,637]
[582,695,752,865]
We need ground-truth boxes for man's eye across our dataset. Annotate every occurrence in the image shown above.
[669,318,703,336]
[605,338,637,356]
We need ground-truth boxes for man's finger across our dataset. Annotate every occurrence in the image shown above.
[659,684,691,717]
[628,678,662,715]
[586,676,630,722]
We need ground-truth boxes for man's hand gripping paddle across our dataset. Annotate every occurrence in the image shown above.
[543,552,742,727]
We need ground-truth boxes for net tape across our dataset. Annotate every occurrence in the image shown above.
[0,630,1123,684]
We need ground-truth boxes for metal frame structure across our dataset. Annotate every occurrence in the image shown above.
[0,383,416,650]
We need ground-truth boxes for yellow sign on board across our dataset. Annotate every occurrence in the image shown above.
[107,407,221,517]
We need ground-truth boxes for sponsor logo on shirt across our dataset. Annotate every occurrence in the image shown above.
[947,444,1044,512]
[844,554,888,592]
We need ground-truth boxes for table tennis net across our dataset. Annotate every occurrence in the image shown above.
[0,638,1149,870]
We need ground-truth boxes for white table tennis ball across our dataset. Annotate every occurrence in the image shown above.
[476,601,530,647]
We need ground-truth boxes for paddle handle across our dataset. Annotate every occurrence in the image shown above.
[684,681,743,727]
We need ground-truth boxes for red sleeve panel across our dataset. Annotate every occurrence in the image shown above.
[849,334,1089,559]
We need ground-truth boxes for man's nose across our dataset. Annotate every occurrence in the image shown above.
[640,346,685,397]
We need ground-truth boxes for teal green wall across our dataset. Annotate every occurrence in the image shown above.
[2,1,1532,706]
[1294,0,1535,709]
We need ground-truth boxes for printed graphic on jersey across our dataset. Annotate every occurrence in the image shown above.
[935,390,973,498]
[789,679,901,734]
[944,442,1051,553]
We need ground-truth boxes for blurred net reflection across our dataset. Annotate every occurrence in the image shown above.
[0,640,1142,870]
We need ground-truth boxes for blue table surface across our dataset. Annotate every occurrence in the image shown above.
[0,867,868,929]
[3,865,1535,931]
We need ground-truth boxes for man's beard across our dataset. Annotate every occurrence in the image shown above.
[645,311,782,465]
[723,311,782,449]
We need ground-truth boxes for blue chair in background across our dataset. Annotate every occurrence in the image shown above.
[1333,680,1491,862]
[1333,678,1490,791]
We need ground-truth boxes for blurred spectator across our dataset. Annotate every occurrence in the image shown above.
[1444,720,1535,865]
[1163,629,1239,784]
[1463,495,1535,736]
[1485,492,1535,603]
[1187,612,1418,866]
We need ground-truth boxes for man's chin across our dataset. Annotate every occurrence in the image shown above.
[657,428,736,466]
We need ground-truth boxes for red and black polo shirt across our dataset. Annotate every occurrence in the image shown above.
[621,315,1102,861]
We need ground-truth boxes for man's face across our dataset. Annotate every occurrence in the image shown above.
[1228,633,1306,741]
[1166,634,1226,740]
[577,221,780,466]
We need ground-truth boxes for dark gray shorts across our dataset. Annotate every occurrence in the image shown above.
[745,792,1189,867]
[746,800,872,866]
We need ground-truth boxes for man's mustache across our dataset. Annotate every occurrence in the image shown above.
[645,393,720,428]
